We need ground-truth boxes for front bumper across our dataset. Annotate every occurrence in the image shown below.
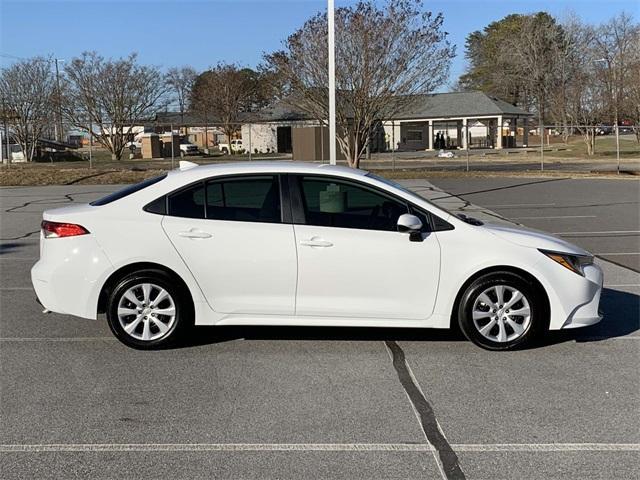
[559,263,604,329]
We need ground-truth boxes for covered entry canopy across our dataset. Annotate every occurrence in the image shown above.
[387,91,533,151]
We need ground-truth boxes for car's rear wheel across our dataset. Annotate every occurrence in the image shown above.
[457,272,547,351]
[106,269,191,349]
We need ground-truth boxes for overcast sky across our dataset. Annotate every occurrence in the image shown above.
[0,0,635,87]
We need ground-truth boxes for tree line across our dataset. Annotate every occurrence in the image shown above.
[0,0,637,164]
[458,12,639,154]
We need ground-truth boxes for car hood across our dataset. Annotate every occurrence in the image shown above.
[482,222,591,256]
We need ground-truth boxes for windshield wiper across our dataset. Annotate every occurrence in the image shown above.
[456,214,484,226]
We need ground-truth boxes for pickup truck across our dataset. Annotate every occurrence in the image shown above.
[179,140,199,155]
[218,139,243,154]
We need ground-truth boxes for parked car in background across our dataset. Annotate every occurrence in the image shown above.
[31,162,603,351]
[125,140,143,151]
[179,139,199,156]
[596,125,613,135]
[218,139,243,154]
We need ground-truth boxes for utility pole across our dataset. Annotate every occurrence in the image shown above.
[465,120,470,172]
[170,123,175,169]
[88,118,93,169]
[54,59,64,143]
[613,68,620,175]
[328,0,337,165]
[1,96,9,168]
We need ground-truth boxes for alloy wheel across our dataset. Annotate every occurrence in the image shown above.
[117,282,176,341]
[471,284,531,343]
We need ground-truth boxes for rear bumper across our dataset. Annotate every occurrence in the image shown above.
[31,235,114,319]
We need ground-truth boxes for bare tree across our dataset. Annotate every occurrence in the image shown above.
[62,52,168,160]
[166,66,197,124]
[0,57,56,161]
[264,0,454,168]
[502,13,564,139]
[191,63,256,153]
[629,39,640,142]
[564,24,602,156]
[547,15,584,142]
[592,13,640,141]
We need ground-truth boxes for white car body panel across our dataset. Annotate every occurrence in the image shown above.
[31,162,603,334]
[293,224,440,319]
[161,216,297,315]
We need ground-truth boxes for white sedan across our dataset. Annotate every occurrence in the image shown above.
[31,162,603,350]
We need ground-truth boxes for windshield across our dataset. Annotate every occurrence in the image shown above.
[365,172,454,216]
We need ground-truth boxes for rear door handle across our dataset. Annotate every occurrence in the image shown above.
[178,228,212,239]
[299,237,333,248]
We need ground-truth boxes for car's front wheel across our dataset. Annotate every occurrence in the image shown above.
[106,269,191,349]
[457,272,547,350]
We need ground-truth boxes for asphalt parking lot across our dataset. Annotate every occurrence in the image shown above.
[1,177,638,479]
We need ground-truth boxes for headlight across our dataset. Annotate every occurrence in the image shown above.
[539,249,594,276]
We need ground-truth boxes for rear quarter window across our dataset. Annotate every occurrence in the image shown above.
[90,174,167,206]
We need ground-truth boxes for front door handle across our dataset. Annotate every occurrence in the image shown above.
[178,228,212,239]
[300,237,333,248]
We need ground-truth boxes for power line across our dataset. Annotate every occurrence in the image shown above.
[0,53,28,61]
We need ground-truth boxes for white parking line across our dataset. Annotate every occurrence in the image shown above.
[596,252,640,256]
[484,203,556,208]
[0,338,115,342]
[452,443,640,452]
[512,215,596,220]
[553,230,640,235]
[0,443,637,453]
[578,336,640,341]
[0,287,33,290]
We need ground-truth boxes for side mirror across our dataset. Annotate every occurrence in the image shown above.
[397,214,423,242]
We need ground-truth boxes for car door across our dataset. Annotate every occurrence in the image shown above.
[161,174,297,315]
[291,175,441,320]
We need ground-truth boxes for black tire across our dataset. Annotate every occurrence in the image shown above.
[106,269,192,350]
[457,271,548,351]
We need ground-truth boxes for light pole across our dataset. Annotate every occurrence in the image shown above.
[328,0,337,165]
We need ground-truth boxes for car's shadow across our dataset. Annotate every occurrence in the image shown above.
[0,242,26,255]
[175,288,639,350]
[546,287,639,346]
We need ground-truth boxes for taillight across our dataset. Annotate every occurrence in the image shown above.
[41,220,90,238]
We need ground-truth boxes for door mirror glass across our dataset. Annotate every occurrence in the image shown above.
[397,213,423,233]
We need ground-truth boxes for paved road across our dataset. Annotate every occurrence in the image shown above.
[0,180,638,479]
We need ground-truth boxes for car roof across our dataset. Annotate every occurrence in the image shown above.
[168,161,369,182]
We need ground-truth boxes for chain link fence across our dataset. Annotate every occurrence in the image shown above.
[1,119,638,175]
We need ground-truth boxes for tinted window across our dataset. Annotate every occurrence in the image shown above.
[205,176,281,223]
[144,196,167,215]
[168,183,205,218]
[299,177,407,231]
[90,174,167,206]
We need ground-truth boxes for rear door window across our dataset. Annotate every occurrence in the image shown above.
[205,176,281,223]
[168,183,205,219]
